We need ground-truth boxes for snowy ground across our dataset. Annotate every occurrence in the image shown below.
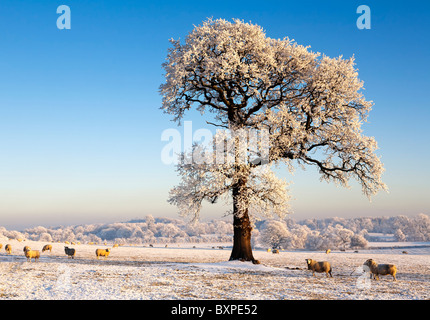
[0,239,429,300]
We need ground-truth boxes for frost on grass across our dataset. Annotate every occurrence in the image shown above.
[0,239,429,300]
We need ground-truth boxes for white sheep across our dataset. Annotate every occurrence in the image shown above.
[363,259,397,281]
[305,259,333,277]
[42,244,52,253]
[95,248,110,259]
[24,249,40,262]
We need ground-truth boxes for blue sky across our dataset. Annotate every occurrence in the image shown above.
[0,0,429,229]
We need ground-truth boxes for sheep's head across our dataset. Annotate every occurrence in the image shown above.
[305,259,313,268]
[363,259,375,267]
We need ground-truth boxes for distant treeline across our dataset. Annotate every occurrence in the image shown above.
[256,213,430,250]
[0,214,428,249]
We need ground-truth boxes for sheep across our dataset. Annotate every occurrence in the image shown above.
[305,259,333,278]
[112,244,119,248]
[363,259,397,281]
[5,244,12,254]
[42,244,52,253]
[325,249,331,254]
[95,248,110,259]
[24,249,40,262]
[272,249,280,254]
[64,246,76,259]
[23,246,31,252]
[0,244,2,249]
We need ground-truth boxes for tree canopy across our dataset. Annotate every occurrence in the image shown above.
[160,18,387,261]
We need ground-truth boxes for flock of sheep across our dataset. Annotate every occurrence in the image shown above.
[267,247,398,281]
[1,242,398,281]
[0,243,112,262]
[304,257,397,281]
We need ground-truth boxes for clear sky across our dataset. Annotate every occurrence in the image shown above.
[0,0,429,229]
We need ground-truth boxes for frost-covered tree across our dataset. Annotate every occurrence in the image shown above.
[305,231,324,250]
[394,228,406,242]
[160,18,387,263]
[350,234,368,248]
[259,220,290,249]
[39,232,53,242]
[409,213,430,241]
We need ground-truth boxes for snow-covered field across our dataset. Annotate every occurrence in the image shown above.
[0,239,429,300]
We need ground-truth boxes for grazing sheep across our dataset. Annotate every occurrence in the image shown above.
[64,246,76,259]
[5,244,12,254]
[272,249,280,254]
[305,259,333,278]
[112,244,119,248]
[24,249,40,262]
[363,259,397,281]
[95,248,110,259]
[325,249,331,254]
[42,244,52,253]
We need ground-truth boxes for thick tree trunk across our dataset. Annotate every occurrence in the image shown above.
[229,185,260,264]
[229,210,259,264]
